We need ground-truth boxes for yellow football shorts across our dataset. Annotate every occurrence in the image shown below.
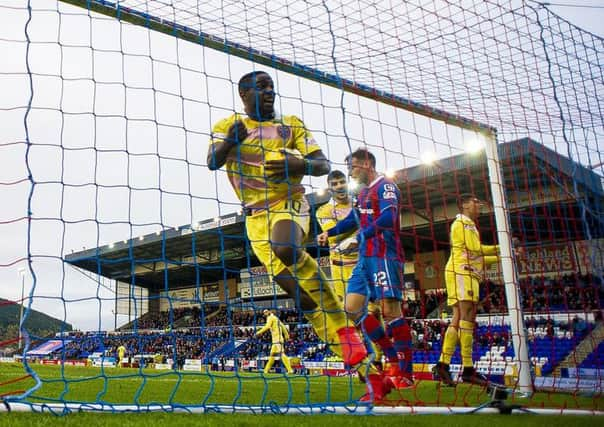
[245,197,310,277]
[269,343,285,355]
[329,262,355,302]
[445,270,480,306]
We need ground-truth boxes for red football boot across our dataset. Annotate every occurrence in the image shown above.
[358,373,394,403]
[336,326,367,366]
[386,364,415,390]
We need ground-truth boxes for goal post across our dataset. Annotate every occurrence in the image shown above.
[484,133,532,395]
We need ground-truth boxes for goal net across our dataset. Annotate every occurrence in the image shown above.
[0,0,602,415]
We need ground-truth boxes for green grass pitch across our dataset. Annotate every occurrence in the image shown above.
[0,363,601,426]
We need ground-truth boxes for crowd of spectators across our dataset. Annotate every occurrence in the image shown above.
[115,274,602,336]
[405,290,444,319]
[386,274,602,319]
[42,273,602,368]
[477,273,603,314]
[52,311,598,370]
[57,307,305,364]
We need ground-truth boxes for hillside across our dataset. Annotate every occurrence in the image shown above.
[0,298,73,346]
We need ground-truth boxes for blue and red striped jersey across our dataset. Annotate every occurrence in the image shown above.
[356,175,404,261]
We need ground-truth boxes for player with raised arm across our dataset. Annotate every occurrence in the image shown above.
[433,194,515,388]
[318,148,414,401]
[255,309,294,374]
[206,70,366,370]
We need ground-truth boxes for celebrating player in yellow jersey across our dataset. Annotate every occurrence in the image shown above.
[206,71,366,369]
[255,309,294,374]
[434,194,505,387]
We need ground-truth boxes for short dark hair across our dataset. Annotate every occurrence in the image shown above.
[238,71,269,94]
[327,170,346,182]
[345,148,376,168]
[458,193,478,209]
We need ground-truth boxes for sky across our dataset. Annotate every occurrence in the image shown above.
[0,0,602,332]
[546,0,604,37]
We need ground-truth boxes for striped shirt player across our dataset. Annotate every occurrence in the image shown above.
[321,148,414,397]
[327,174,404,302]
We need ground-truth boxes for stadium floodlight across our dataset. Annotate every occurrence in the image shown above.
[420,151,437,165]
[464,136,486,154]
[384,169,396,178]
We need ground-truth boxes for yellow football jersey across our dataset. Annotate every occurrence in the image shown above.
[316,199,358,266]
[257,313,289,344]
[445,214,499,277]
[209,113,320,209]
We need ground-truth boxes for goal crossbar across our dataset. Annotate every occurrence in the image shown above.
[58,0,495,136]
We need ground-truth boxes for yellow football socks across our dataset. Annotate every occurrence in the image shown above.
[281,353,293,374]
[288,252,349,331]
[263,357,275,373]
[291,253,373,372]
[459,320,475,367]
[264,354,292,374]
[439,325,458,365]
[304,310,348,362]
